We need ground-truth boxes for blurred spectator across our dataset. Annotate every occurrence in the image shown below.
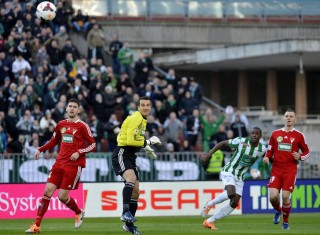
[178,90,198,121]
[62,37,79,59]
[53,1,70,34]
[72,9,89,33]
[188,77,203,106]
[186,108,201,150]
[0,124,7,153]
[4,107,18,140]
[203,150,224,180]
[39,110,57,133]
[12,54,31,78]
[7,134,25,153]
[146,114,162,137]
[230,114,248,138]
[163,112,184,152]
[89,114,104,152]
[24,137,40,159]
[231,108,249,130]
[0,52,11,86]
[117,41,133,78]
[52,101,65,123]
[86,24,106,62]
[154,100,167,124]
[134,52,150,87]
[108,34,123,74]
[104,114,120,152]
[210,124,232,152]
[54,25,69,50]
[200,110,225,152]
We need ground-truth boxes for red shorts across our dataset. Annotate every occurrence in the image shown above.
[47,163,82,190]
[267,170,297,192]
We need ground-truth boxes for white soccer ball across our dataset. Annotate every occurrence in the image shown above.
[36,1,56,21]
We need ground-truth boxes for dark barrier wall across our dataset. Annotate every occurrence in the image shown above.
[242,179,320,213]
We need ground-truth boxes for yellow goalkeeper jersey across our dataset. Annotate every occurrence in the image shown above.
[117,111,147,147]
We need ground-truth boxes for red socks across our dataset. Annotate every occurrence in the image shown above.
[64,196,81,215]
[35,196,51,227]
[282,203,291,223]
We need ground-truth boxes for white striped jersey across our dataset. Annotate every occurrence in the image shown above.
[222,137,267,181]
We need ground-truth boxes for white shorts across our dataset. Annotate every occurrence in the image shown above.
[220,172,244,196]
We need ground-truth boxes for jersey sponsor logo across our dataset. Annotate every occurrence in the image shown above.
[62,134,74,143]
[277,136,283,142]
[61,127,66,133]
[278,143,292,151]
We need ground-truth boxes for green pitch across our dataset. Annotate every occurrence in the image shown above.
[1,213,319,235]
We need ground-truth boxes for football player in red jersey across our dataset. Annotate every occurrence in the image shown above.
[25,98,96,234]
[263,109,309,230]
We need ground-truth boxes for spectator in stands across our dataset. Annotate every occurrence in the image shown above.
[117,41,134,79]
[178,90,198,121]
[153,100,167,124]
[4,107,18,140]
[53,1,70,34]
[7,134,25,154]
[109,34,123,74]
[164,94,178,114]
[230,114,248,138]
[89,114,104,152]
[40,110,57,133]
[134,52,150,88]
[188,77,203,106]
[54,26,69,50]
[0,124,7,153]
[163,112,184,152]
[146,114,162,137]
[52,101,66,123]
[12,53,31,79]
[86,23,106,62]
[186,108,201,150]
[200,110,225,152]
[24,137,40,159]
[62,37,80,60]
[210,124,233,152]
[103,85,117,119]
[46,39,62,75]
[104,114,120,152]
[231,108,249,130]
[0,52,11,86]
[72,9,89,33]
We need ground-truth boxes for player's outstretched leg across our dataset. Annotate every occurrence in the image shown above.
[273,211,281,224]
[201,200,213,217]
[75,209,85,228]
[123,224,142,234]
[25,223,41,234]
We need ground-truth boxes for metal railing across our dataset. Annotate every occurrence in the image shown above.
[72,0,320,22]
[0,151,319,183]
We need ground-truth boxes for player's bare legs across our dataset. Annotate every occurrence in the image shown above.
[58,189,84,228]
[25,183,57,234]
[203,185,239,230]
[269,188,282,225]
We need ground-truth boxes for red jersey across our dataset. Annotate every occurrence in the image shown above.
[265,128,309,173]
[39,119,96,167]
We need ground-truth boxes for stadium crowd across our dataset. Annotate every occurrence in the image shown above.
[0,0,254,159]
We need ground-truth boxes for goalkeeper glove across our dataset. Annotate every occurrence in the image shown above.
[146,136,162,145]
[143,145,157,159]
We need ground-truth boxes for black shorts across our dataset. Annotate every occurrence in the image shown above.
[112,146,139,180]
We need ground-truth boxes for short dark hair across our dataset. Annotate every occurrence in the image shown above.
[252,127,262,135]
[68,98,80,107]
[138,96,151,105]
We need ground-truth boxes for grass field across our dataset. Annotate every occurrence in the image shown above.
[1,213,319,235]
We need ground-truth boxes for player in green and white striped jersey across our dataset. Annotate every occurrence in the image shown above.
[200,127,267,230]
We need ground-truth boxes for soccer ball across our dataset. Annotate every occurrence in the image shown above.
[36,1,56,21]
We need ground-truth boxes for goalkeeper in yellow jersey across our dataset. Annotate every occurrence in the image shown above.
[112,96,161,234]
